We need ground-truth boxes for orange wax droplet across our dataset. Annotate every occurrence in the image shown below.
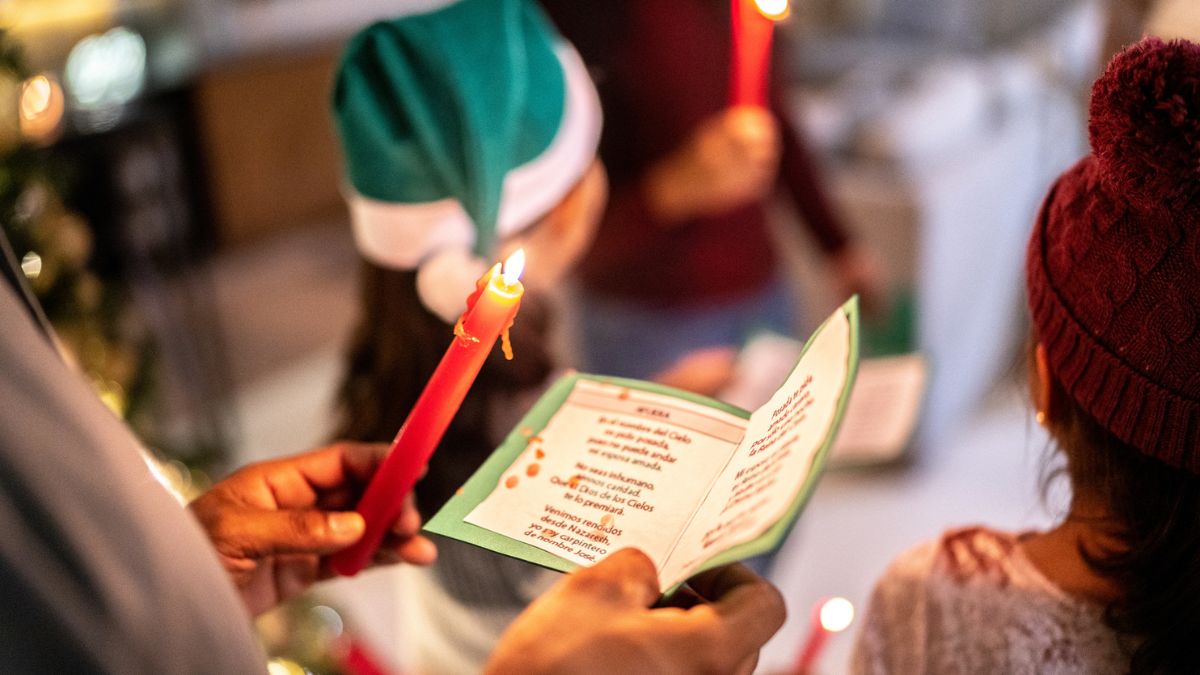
[535,448,545,459]
[568,474,582,488]
[521,427,533,437]
[453,264,499,344]
[505,475,519,489]
[526,463,540,477]
[543,530,556,538]
[500,322,515,360]
[455,486,466,496]
[600,515,614,527]
[453,316,480,344]
[618,389,630,400]
[529,436,543,444]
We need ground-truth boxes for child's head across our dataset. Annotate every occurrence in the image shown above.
[1024,36,1200,672]
[328,1,605,510]
[1026,36,1200,473]
[331,0,604,323]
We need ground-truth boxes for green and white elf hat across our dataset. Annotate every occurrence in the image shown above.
[332,0,601,322]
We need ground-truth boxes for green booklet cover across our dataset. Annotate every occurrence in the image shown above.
[427,298,860,590]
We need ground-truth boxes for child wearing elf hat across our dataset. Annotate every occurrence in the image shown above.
[329,1,606,671]
[852,37,1200,674]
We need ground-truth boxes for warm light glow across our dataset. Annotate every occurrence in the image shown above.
[20,252,42,279]
[502,248,526,285]
[266,659,306,675]
[19,76,52,119]
[1,0,117,33]
[819,597,855,633]
[754,0,790,20]
[18,74,64,142]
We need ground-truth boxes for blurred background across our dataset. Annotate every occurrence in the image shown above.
[2,0,1195,672]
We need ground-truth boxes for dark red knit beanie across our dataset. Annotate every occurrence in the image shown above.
[1026,37,1200,473]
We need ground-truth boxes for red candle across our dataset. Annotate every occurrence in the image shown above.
[730,0,789,106]
[794,596,855,674]
[329,250,526,577]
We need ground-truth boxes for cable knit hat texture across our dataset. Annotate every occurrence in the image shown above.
[1026,37,1200,472]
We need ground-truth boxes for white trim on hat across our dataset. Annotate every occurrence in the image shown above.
[347,42,602,271]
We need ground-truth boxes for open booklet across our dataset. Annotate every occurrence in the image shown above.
[426,298,859,590]
[721,336,927,468]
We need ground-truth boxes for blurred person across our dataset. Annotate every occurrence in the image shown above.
[540,0,882,395]
[329,1,614,671]
[852,37,1200,675]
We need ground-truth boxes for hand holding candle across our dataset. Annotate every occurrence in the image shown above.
[329,250,526,577]
[730,0,790,107]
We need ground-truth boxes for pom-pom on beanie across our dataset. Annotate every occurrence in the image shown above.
[1026,37,1200,472]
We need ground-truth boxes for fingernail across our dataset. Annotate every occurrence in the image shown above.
[329,512,365,539]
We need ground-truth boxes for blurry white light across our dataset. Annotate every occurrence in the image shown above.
[65,26,146,111]
[754,0,789,20]
[819,596,855,633]
[312,605,345,637]
[18,74,64,142]
[20,251,42,279]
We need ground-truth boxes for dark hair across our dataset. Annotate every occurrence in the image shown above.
[333,261,554,517]
[1044,369,1200,675]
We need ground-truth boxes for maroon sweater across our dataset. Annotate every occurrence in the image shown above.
[542,0,850,308]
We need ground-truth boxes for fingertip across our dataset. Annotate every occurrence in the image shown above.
[569,548,660,606]
[393,501,422,536]
[328,511,365,542]
[377,536,437,568]
[607,548,658,577]
[402,536,438,566]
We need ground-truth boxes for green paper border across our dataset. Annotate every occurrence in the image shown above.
[426,297,860,580]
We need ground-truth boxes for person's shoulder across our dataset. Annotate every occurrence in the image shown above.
[930,525,1025,584]
[874,526,1024,592]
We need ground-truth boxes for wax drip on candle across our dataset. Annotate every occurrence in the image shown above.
[497,249,525,359]
[454,264,498,343]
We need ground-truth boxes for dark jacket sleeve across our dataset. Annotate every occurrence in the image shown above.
[0,280,266,674]
[770,41,851,255]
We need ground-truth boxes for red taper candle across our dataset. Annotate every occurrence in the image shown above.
[730,0,789,106]
[329,250,526,576]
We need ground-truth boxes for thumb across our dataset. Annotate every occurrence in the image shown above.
[562,548,661,608]
[230,509,366,558]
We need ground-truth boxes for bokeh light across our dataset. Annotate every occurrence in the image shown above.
[818,596,855,633]
[754,0,789,20]
[65,26,146,111]
[20,251,43,279]
[18,74,64,142]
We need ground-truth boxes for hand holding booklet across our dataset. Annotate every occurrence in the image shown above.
[427,298,860,589]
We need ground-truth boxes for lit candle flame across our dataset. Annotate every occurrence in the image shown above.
[818,597,855,633]
[754,0,789,20]
[502,248,526,286]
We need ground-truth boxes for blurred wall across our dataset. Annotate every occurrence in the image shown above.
[192,46,345,246]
